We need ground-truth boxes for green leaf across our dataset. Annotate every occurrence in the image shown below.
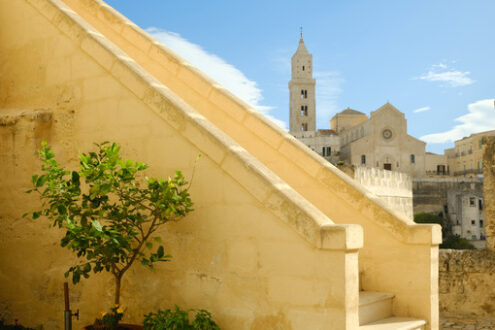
[145,242,153,250]
[157,245,164,258]
[71,171,80,185]
[92,219,102,232]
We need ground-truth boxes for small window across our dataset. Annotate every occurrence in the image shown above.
[326,147,331,156]
[471,220,476,225]
[472,235,477,240]
[479,199,483,210]
[361,155,366,165]
[470,197,476,206]
[410,154,415,164]
[301,123,308,131]
[300,105,308,116]
[300,90,308,99]
[302,65,305,71]
[480,220,484,227]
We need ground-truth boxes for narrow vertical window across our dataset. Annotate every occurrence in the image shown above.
[322,147,326,156]
[301,123,308,131]
[410,154,415,163]
[361,155,366,165]
[302,65,305,71]
[326,147,331,156]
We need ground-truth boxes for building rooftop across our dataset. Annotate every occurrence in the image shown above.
[339,107,365,115]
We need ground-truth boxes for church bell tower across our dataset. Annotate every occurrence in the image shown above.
[289,31,316,135]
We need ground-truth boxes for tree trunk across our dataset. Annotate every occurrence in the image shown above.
[115,274,122,305]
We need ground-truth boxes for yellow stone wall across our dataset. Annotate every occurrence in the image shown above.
[0,0,439,329]
[0,0,362,329]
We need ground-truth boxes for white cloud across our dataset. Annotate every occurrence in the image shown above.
[413,106,430,113]
[314,71,344,128]
[146,27,287,129]
[416,63,474,87]
[421,99,495,143]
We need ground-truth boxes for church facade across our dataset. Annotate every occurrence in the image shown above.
[289,35,446,178]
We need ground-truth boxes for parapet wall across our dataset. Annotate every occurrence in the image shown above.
[440,249,495,317]
[354,167,413,220]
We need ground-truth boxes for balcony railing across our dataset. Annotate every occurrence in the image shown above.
[454,168,483,176]
[425,170,450,176]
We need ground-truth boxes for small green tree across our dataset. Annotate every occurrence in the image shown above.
[440,234,476,250]
[413,212,444,226]
[24,142,194,305]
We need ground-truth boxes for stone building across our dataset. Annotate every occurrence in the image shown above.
[448,191,485,242]
[288,35,340,163]
[445,130,495,177]
[336,103,429,177]
[288,37,447,178]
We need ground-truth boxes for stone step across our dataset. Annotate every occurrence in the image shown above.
[359,291,394,325]
[359,317,426,329]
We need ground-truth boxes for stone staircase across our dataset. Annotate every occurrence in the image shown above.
[359,291,426,329]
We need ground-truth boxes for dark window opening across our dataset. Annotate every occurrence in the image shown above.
[302,65,305,71]
[384,163,392,171]
[480,220,484,227]
[479,199,483,210]
[470,197,476,206]
[300,105,308,116]
[471,220,476,225]
[322,147,331,157]
[300,90,308,99]
[361,155,366,165]
[410,154,415,164]
[301,123,308,131]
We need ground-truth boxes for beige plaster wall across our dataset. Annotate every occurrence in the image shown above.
[55,1,441,328]
[0,1,361,329]
[439,249,495,318]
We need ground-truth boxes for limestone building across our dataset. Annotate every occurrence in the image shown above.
[336,103,428,177]
[288,35,340,163]
[445,130,495,177]
[288,37,449,179]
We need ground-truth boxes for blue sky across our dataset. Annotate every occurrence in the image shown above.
[105,0,494,154]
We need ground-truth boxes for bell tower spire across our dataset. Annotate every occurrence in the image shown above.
[289,31,316,134]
